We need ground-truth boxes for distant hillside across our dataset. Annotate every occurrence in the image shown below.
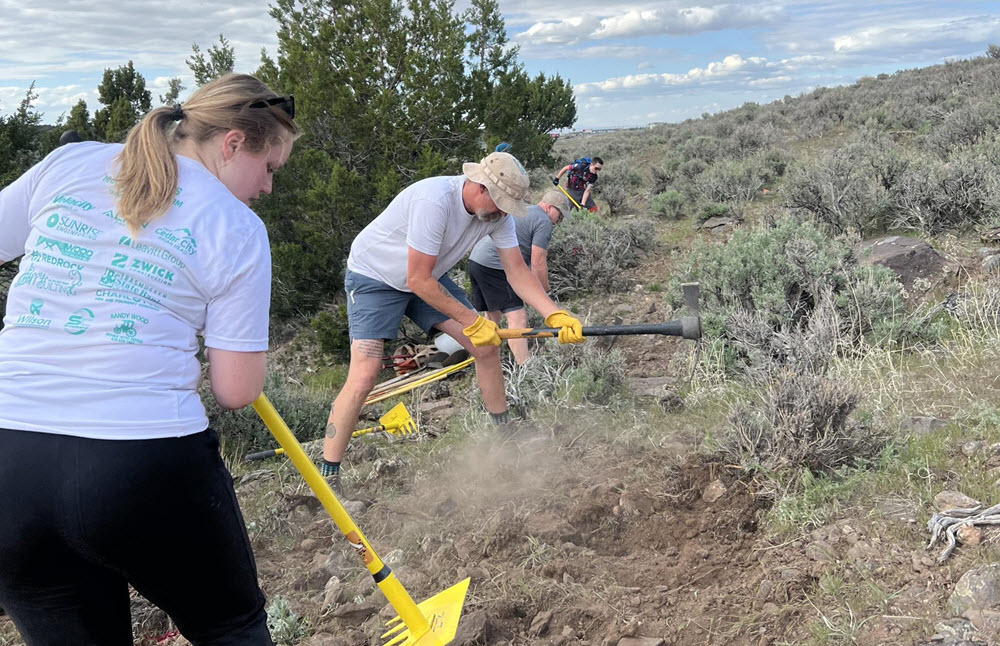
[555,50,1000,237]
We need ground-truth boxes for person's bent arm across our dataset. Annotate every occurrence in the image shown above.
[206,348,267,409]
[406,247,478,327]
[499,246,559,317]
[529,245,549,293]
[554,165,572,180]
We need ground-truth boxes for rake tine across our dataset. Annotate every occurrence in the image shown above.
[381,620,406,636]
[383,632,409,646]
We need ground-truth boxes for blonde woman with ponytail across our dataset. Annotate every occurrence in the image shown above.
[0,73,299,645]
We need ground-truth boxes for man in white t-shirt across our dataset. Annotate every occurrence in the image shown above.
[467,189,570,365]
[322,152,585,493]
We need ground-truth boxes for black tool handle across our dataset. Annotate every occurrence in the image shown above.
[246,448,281,462]
[499,316,700,341]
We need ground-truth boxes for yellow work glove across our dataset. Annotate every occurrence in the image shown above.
[545,310,584,344]
[463,315,501,347]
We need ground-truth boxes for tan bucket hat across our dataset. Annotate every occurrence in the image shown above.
[541,189,571,219]
[462,152,529,217]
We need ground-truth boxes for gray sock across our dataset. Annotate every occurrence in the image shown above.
[490,410,510,425]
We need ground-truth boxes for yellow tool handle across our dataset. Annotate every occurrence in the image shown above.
[365,357,475,405]
[498,327,556,339]
[556,183,583,210]
[352,424,385,438]
[251,394,430,637]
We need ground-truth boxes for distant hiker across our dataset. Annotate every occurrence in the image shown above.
[553,155,603,212]
[0,74,299,645]
[467,189,571,365]
[322,152,585,495]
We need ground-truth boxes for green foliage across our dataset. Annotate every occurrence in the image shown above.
[465,0,574,167]
[784,129,906,235]
[649,189,684,219]
[311,305,350,359]
[254,0,576,319]
[0,84,43,185]
[65,99,94,140]
[546,212,654,297]
[504,343,628,409]
[266,596,306,645]
[672,216,904,372]
[93,61,151,142]
[696,202,730,222]
[188,35,236,86]
[693,157,766,217]
[989,44,1000,59]
[158,78,186,106]
[202,368,329,454]
[596,164,642,214]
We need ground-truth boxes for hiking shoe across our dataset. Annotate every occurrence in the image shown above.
[326,471,345,498]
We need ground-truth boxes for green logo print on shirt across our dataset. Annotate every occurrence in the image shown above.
[64,308,95,335]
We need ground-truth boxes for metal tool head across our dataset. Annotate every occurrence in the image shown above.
[381,403,418,436]
[382,578,470,646]
[680,282,702,340]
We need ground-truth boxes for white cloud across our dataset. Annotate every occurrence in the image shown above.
[576,54,768,95]
[517,4,782,44]
[517,16,601,45]
[831,15,1000,54]
[519,44,667,60]
[637,61,654,70]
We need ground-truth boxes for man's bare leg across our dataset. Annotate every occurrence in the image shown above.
[433,318,507,416]
[503,308,529,365]
[324,338,384,464]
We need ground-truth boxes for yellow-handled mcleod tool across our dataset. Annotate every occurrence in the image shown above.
[246,403,418,462]
[252,394,469,645]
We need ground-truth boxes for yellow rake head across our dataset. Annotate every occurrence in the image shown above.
[381,578,470,646]
[352,403,418,439]
[380,402,417,436]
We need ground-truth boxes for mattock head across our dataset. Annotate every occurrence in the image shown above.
[680,282,702,340]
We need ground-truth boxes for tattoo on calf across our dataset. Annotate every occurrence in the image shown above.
[325,422,338,439]
[355,339,383,359]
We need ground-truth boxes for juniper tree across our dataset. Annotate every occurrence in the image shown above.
[65,99,94,140]
[188,35,236,86]
[93,61,151,142]
[254,0,577,316]
[158,78,185,106]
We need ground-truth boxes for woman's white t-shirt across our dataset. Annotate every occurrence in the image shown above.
[0,142,271,440]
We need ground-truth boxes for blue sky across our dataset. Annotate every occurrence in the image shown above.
[0,0,998,129]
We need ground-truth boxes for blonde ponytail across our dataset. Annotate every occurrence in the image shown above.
[113,74,299,236]
[115,107,180,235]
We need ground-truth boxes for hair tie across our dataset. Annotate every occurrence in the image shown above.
[170,104,184,121]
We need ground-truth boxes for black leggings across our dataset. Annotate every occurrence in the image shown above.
[0,427,273,646]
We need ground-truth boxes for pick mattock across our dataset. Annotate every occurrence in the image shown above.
[252,394,469,645]
[246,403,418,462]
[555,183,598,213]
[499,282,702,342]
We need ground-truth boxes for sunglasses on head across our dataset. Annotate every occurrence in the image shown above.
[247,95,295,120]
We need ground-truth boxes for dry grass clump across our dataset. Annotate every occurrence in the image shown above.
[502,342,628,411]
[718,296,888,481]
[725,371,881,476]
